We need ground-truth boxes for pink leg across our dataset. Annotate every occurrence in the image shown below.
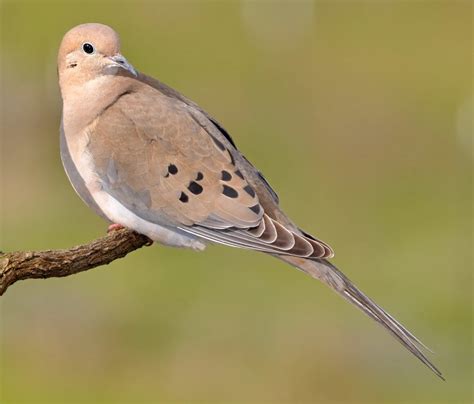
[107,223,125,233]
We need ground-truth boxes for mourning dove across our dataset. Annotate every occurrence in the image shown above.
[58,23,442,379]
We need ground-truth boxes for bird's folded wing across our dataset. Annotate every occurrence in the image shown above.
[89,86,333,258]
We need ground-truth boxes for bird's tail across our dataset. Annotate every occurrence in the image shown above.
[275,255,444,380]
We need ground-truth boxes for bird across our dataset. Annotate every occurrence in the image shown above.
[57,23,443,379]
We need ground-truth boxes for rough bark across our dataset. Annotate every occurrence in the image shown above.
[0,228,151,296]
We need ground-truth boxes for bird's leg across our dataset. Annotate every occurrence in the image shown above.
[107,223,125,233]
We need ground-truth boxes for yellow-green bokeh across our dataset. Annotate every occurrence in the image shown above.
[1,1,472,403]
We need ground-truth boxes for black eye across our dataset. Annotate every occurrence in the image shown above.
[82,43,94,54]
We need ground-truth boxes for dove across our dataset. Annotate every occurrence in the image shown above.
[57,23,443,379]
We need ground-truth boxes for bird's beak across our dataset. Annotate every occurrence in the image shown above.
[107,54,138,77]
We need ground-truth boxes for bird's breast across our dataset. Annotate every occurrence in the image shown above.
[60,120,206,251]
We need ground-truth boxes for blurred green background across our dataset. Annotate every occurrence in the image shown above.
[0,1,472,403]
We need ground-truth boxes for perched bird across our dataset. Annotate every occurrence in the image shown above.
[58,23,442,379]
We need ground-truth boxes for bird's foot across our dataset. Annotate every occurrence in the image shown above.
[107,223,125,233]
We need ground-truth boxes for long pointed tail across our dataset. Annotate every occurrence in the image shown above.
[276,255,444,380]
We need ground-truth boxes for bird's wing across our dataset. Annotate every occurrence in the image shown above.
[88,83,333,258]
[137,72,281,206]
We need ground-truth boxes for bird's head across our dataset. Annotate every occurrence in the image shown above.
[58,23,137,89]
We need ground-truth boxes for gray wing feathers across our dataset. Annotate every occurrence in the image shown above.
[180,213,333,259]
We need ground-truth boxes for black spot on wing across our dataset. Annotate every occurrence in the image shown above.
[188,181,203,195]
[168,164,178,175]
[222,185,238,198]
[243,185,256,198]
[179,192,189,203]
[228,150,236,166]
[241,155,279,204]
[249,204,261,214]
[221,170,232,181]
[234,169,244,179]
[196,172,204,181]
[211,136,226,151]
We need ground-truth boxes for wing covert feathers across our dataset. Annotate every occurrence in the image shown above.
[91,89,264,230]
[91,86,334,259]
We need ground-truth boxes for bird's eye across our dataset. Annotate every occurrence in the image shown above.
[82,43,95,54]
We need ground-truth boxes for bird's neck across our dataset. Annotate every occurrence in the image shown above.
[61,75,131,136]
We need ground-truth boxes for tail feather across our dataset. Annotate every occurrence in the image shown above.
[276,255,444,380]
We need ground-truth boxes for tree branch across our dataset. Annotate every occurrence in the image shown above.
[0,229,152,296]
